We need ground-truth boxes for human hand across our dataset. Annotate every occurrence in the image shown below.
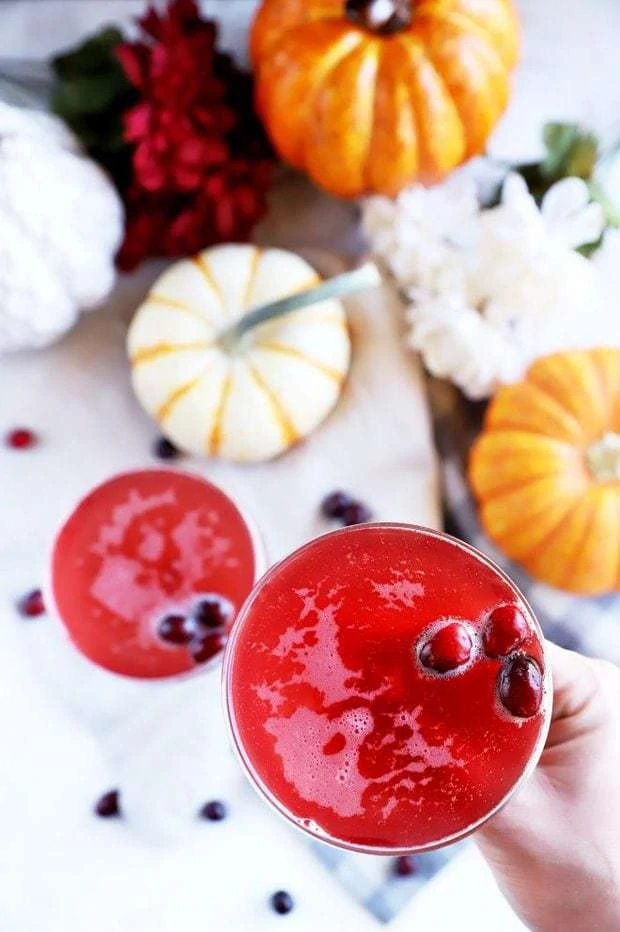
[477,642,620,931]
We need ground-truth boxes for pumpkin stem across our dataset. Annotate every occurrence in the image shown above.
[217,262,381,352]
[346,0,414,35]
[586,431,620,483]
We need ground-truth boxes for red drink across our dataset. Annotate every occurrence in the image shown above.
[225,524,551,853]
[49,469,261,680]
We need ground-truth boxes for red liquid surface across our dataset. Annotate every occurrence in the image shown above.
[50,470,258,679]
[227,525,548,852]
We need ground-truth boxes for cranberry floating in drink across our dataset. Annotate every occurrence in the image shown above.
[224,524,551,854]
[483,603,531,658]
[48,469,262,679]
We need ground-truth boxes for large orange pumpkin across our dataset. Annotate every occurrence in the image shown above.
[469,348,620,596]
[250,0,519,197]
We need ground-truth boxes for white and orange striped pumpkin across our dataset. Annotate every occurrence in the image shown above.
[127,245,351,462]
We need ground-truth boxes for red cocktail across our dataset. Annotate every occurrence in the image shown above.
[224,524,551,854]
[48,469,262,680]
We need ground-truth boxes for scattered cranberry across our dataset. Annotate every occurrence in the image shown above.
[200,800,227,821]
[419,621,473,673]
[394,855,417,877]
[6,427,37,450]
[321,491,372,526]
[17,588,45,618]
[193,595,232,630]
[321,490,355,519]
[483,604,530,658]
[341,502,372,526]
[270,891,295,915]
[498,654,543,718]
[95,789,120,818]
[190,631,228,665]
[153,436,179,460]
[158,613,195,645]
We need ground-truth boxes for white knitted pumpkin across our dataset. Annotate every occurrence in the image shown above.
[0,102,123,352]
[128,244,351,462]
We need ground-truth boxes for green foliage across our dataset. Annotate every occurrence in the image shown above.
[51,27,136,189]
[512,122,599,204]
[541,122,599,180]
[509,122,620,256]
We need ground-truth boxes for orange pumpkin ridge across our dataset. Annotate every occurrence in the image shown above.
[469,348,620,596]
[251,0,519,197]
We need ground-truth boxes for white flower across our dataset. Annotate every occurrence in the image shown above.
[363,167,611,398]
[485,173,604,250]
[407,295,522,399]
[540,176,604,248]
[473,175,600,363]
[593,144,620,226]
[591,228,620,346]
[362,173,477,297]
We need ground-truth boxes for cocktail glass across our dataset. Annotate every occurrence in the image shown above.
[224,523,551,855]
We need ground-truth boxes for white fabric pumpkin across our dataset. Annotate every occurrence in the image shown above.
[128,245,351,462]
[0,102,123,352]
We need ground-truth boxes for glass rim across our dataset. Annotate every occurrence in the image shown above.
[43,465,267,685]
[222,521,553,856]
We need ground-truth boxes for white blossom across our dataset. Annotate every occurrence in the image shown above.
[540,176,604,248]
[363,167,612,398]
[406,295,522,400]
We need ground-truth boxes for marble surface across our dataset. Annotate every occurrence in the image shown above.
[1,1,619,930]
[0,218,443,932]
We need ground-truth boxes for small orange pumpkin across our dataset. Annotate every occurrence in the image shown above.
[469,348,620,595]
[250,0,519,198]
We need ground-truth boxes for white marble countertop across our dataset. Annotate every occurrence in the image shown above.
[1,2,619,930]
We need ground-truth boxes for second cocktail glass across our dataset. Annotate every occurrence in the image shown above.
[47,468,264,681]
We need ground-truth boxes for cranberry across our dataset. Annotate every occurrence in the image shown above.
[17,588,45,618]
[153,436,179,460]
[6,428,37,450]
[498,654,543,718]
[190,631,228,664]
[321,491,355,519]
[95,789,120,818]
[394,855,417,877]
[270,891,294,915]
[341,502,372,526]
[200,800,227,821]
[158,613,195,644]
[419,621,473,673]
[483,604,530,658]
[193,595,232,630]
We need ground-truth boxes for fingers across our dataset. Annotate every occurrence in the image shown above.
[545,641,600,724]
[543,642,617,749]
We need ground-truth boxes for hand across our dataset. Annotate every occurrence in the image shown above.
[477,642,620,931]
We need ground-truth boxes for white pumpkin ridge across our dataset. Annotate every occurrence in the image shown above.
[128,245,351,462]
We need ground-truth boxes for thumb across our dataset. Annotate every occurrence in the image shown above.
[545,642,606,746]
[477,643,597,847]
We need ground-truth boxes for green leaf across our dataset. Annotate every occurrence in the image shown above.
[541,123,580,176]
[577,239,602,258]
[50,25,136,191]
[565,133,599,179]
[62,114,127,153]
[588,178,620,229]
[541,122,599,180]
[52,27,126,78]
[52,69,129,117]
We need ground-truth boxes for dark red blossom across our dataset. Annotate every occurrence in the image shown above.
[114,0,273,269]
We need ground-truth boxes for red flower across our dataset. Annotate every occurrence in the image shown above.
[116,195,168,271]
[115,0,274,270]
